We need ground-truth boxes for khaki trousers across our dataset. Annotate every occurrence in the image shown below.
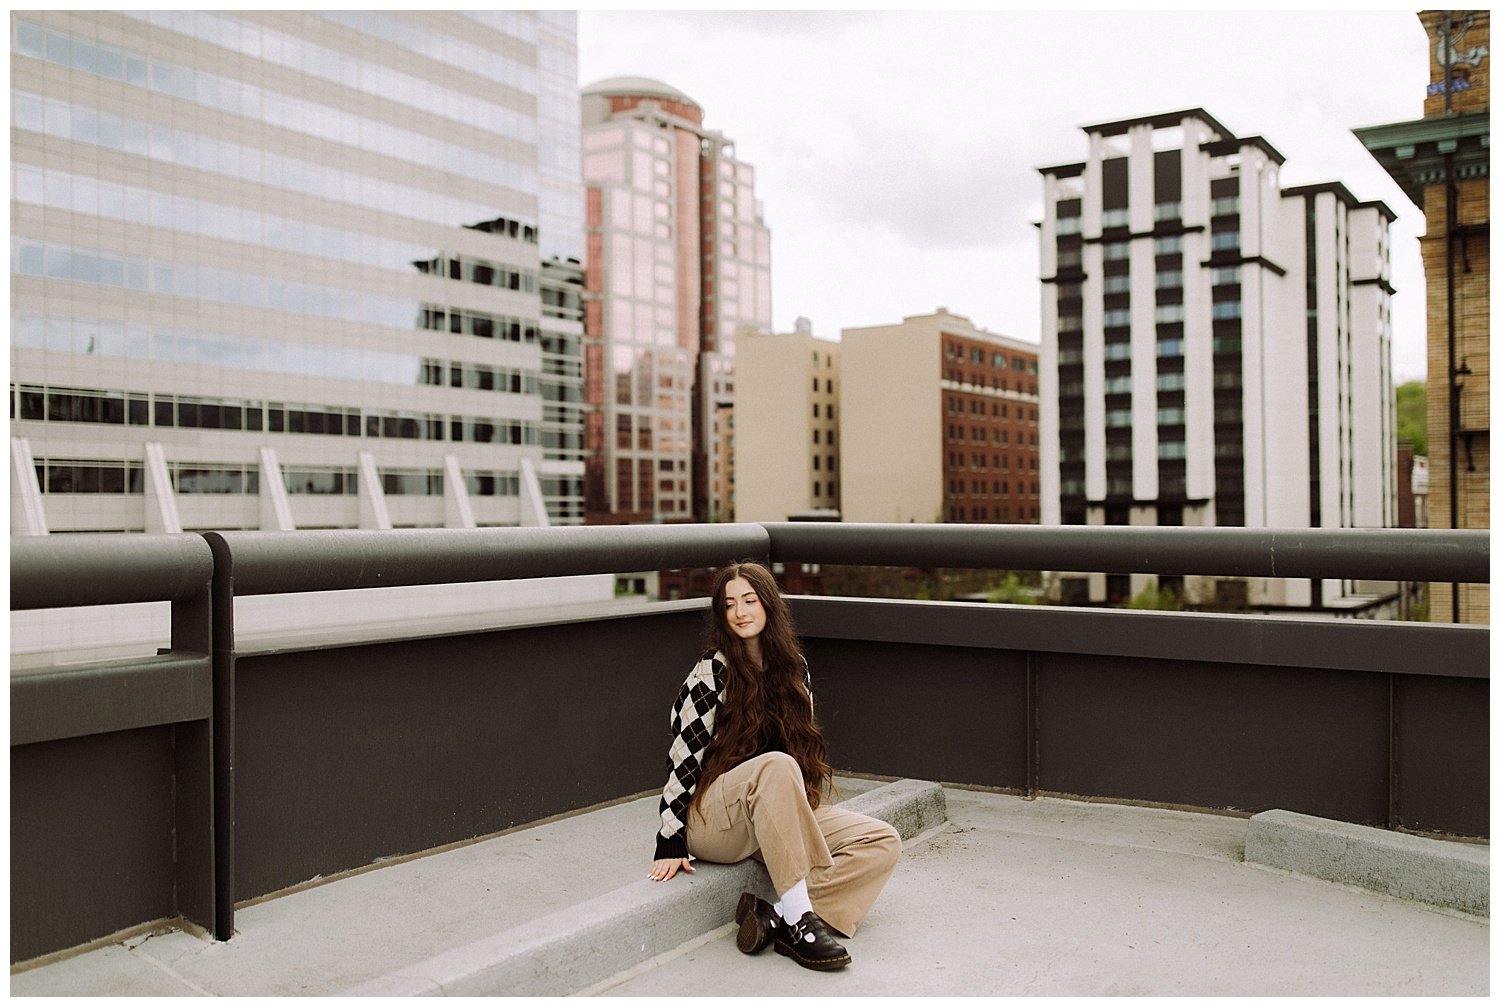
[685,751,901,937]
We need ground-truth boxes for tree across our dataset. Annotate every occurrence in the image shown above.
[1396,380,1427,456]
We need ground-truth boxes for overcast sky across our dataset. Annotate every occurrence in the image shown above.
[578,9,1433,383]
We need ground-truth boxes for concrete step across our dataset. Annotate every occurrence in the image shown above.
[1244,808,1489,917]
[9,776,944,996]
[342,778,947,996]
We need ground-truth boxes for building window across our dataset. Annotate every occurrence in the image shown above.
[1101,208,1129,229]
[1156,371,1186,391]
[1154,202,1182,222]
[1101,275,1131,294]
[1211,231,1241,251]
[1103,308,1131,327]
[1158,441,1187,459]
[1154,235,1183,255]
[1211,301,1243,319]
[1102,241,1130,261]
[1155,304,1185,324]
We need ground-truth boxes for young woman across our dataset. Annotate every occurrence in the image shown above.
[647,561,901,971]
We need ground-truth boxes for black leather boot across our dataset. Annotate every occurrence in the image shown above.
[734,892,779,954]
[773,911,851,971]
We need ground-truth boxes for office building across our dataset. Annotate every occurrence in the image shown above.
[579,77,771,523]
[1038,108,1396,610]
[11,11,585,534]
[734,317,841,522]
[1355,10,1489,624]
[841,308,1040,524]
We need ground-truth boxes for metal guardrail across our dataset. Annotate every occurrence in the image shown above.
[763,523,1491,584]
[9,533,215,963]
[8,523,1492,964]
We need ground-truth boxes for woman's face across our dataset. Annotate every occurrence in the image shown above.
[723,576,767,642]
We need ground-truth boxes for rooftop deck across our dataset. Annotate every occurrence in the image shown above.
[10,522,1490,990]
[10,780,1487,996]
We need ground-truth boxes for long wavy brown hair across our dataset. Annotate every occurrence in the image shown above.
[690,561,833,812]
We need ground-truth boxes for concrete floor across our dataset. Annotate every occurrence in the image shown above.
[592,791,1488,997]
[10,784,1488,997]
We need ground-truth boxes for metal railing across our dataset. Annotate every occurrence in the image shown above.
[9,523,1490,964]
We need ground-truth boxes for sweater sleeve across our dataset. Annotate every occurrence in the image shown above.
[654,654,721,861]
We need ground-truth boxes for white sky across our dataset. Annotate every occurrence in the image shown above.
[578,9,1434,384]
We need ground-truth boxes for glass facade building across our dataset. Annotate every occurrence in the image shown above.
[580,77,771,523]
[11,11,584,532]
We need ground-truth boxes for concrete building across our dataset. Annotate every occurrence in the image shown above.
[734,318,842,522]
[10,11,585,534]
[841,309,1040,525]
[1038,109,1397,610]
[1355,10,1490,625]
[579,77,771,523]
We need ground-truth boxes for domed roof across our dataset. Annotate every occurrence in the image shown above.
[582,76,701,111]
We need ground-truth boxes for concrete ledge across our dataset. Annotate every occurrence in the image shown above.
[1244,809,1489,917]
[342,779,946,996]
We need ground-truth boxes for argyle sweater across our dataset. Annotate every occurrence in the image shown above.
[653,649,813,861]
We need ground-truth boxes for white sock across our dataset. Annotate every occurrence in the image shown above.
[777,879,814,926]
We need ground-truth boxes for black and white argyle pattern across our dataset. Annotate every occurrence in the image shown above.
[653,650,815,861]
[655,651,724,861]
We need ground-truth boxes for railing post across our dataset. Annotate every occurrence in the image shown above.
[203,532,237,941]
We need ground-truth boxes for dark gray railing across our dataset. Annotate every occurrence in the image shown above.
[9,523,1489,965]
[10,534,216,963]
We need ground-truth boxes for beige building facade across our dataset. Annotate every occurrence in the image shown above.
[734,318,840,522]
[841,309,1040,525]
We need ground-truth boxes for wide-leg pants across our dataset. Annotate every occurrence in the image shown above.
[685,751,901,937]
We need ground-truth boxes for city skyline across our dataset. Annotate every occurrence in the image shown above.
[579,10,1433,383]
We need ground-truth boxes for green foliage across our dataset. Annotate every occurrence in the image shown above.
[1124,584,1182,610]
[985,573,1038,605]
[1396,380,1427,456]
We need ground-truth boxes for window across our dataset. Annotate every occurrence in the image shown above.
[1210,266,1242,285]
[1056,216,1082,236]
[1101,208,1129,228]
[1103,308,1131,328]
[1211,231,1241,251]
[1154,202,1181,221]
[1156,371,1186,391]
[1211,196,1241,216]
[1101,275,1131,294]
[1102,241,1130,261]
[1155,304,1185,324]
[1105,409,1132,428]
[1157,407,1186,424]
[1211,301,1242,319]
[1154,235,1183,255]
[1155,271,1183,289]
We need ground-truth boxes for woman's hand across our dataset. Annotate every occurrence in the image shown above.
[649,857,695,882]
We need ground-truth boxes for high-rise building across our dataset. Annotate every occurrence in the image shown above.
[1038,109,1396,610]
[11,11,584,534]
[841,309,1040,525]
[1355,10,1489,625]
[579,77,771,523]
[734,318,841,522]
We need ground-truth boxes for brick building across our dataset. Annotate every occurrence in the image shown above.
[840,309,1040,525]
[1356,10,1490,624]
